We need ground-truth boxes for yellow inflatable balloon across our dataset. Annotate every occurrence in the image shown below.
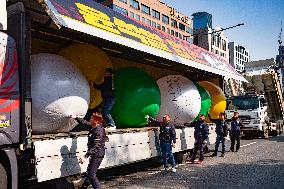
[199,81,226,120]
[59,44,112,108]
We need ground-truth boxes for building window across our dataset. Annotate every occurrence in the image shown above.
[113,5,128,15]
[142,17,145,23]
[162,26,165,32]
[130,0,139,10]
[130,12,134,18]
[162,15,169,24]
[175,32,178,37]
[185,26,192,34]
[179,33,182,39]
[171,19,178,28]
[152,21,157,28]
[171,30,175,36]
[179,23,185,31]
[146,19,151,26]
[157,24,161,30]
[119,0,127,4]
[151,9,160,20]
[141,4,150,14]
[167,28,170,34]
[135,14,140,21]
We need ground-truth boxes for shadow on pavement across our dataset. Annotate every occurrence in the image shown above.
[101,159,284,189]
[269,135,284,142]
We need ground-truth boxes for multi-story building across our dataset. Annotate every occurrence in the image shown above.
[229,42,250,73]
[94,0,193,43]
[192,12,229,62]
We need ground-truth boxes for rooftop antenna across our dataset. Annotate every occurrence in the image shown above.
[278,20,283,46]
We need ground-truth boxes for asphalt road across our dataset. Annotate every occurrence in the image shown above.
[99,135,284,189]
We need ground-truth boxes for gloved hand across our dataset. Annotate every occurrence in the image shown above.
[84,153,90,159]
[203,140,208,144]
[145,115,150,119]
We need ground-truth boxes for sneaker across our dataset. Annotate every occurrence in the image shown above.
[196,160,204,165]
[185,159,194,164]
[210,153,217,157]
[171,167,176,173]
[106,126,116,131]
[164,167,170,171]
[235,150,239,152]
[220,153,225,157]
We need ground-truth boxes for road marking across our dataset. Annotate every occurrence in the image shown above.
[240,142,257,148]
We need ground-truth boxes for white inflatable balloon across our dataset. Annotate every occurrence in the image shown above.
[31,54,90,134]
[157,75,201,126]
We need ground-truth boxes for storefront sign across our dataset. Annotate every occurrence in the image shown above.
[170,8,190,25]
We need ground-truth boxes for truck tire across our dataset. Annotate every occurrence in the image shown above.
[0,163,8,189]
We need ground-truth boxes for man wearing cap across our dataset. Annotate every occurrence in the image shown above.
[230,112,243,152]
[91,68,116,130]
[146,114,177,173]
[186,114,209,165]
[209,113,229,157]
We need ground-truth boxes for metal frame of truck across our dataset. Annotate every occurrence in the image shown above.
[0,0,246,188]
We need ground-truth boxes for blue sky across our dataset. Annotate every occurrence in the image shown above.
[162,0,284,61]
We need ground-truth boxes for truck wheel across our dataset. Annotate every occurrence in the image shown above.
[0,163,8,189]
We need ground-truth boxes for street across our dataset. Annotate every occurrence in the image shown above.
[99,135,284,189]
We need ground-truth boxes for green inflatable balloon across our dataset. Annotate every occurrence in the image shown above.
[112,67,161,128]
[194,82,212,120]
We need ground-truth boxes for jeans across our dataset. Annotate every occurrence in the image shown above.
[102,97,115,127]
[191,140,205,161]
[214,135,225,154]
[80,157,103,189]
[230,134,240,151]
[160,141,176,168]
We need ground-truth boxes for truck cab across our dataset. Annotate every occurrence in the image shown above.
[225,94,269,138]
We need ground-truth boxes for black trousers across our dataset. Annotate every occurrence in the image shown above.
[230,134,240,151]
[191,140,205,161]
[80,157,103,189]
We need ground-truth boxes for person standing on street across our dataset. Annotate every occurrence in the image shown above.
[186,114,209,165]
[74,112,106,189]
[146,115,177,173]
[91,67,116,130]
[209,113,229,157]
[230,112,243,152]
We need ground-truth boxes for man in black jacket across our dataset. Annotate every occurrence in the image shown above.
[186,114,209,165]
[74,113,106,189]
[230,112,243,152]
[92,68,116,130]
[146,115,177,173]
[209,113,228,157]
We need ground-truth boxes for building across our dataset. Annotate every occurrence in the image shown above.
[229,42,250,73]
[192,12,229,62]
[94,0,193,43]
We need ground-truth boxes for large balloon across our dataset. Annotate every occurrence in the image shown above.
[199,81,226,120]
[157,75,201,126]
[112,67,161,127]
[31,54,90,134]
[194,82,212,120]
[59,44,112,109]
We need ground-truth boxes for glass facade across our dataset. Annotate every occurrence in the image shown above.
[192,12,212,29]
[141,4,150,14]
[130,0,139,10]
[112,4,128,15]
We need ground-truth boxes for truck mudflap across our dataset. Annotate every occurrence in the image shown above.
[33,126,216,182]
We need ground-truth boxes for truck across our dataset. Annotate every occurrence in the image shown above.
[0,0,246,188]
[225,59,284,138]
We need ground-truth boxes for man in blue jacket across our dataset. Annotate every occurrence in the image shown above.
[186,114,209,165]
[230,112,243,152]
[91,68,116,130]
[146,115,177,173]
[209,113,228,157]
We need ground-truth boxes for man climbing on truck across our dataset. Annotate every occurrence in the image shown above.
[146,114,177,173]
[91,68,116,130]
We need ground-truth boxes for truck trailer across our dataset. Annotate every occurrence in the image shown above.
[0,1,246,188]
